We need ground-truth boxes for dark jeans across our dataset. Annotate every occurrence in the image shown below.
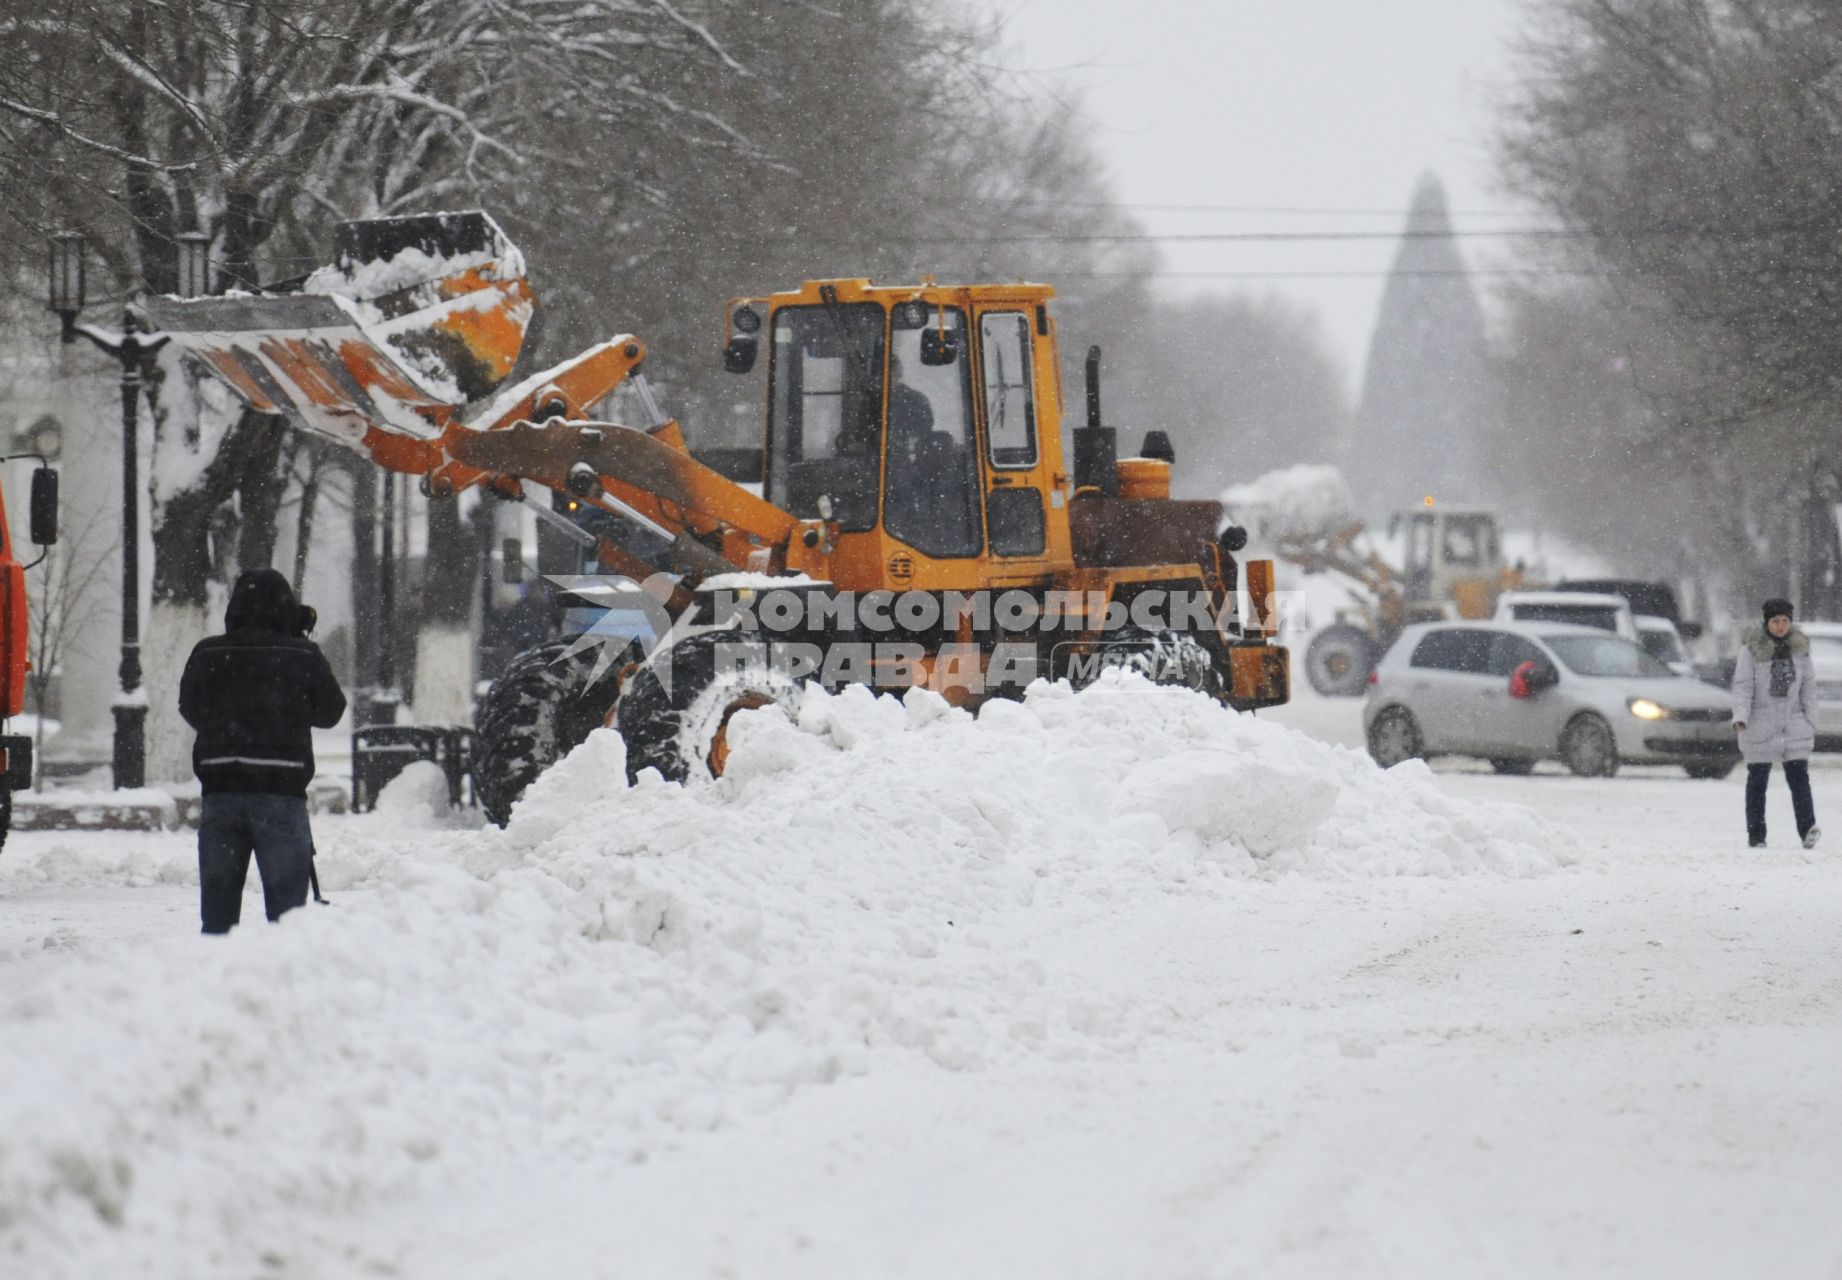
[1745,760,1817,844]
[198,792,314,934]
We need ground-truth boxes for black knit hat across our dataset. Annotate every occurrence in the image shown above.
[1762,597,1794,624]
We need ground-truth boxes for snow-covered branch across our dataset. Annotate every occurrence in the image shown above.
[0,96,201,172]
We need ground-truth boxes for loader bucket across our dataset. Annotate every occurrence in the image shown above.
[139,210,531,444]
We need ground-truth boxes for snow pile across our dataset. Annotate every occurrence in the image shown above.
[0,678,1572,1275]
[1219,463,1355,544]
[0,827,194,892]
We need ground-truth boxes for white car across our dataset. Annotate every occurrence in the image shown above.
[1494,590,1638,641]
[1634,613,1695,678]
[1801,621,1842,750]
[1364,620,1740,778]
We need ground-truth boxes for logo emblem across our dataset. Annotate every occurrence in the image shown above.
[545,573,679,686]
[888,552,914,584]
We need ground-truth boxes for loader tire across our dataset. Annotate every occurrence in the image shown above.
[1068,626,1223,695]
[616,632,804,784]
[474,638,625,827]
[1305,624,1374,697]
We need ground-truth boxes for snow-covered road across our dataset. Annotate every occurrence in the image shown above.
[3,683,1839,1279]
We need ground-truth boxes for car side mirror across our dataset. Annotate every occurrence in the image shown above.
[1678,621,1704,641]
[28,467,57,546]
[1510,658,1559,698]
[920,327,960,366]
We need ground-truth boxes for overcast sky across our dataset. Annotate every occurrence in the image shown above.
[989,0,1534,397]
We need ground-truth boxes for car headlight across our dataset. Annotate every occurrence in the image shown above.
[1627,697,1668,720]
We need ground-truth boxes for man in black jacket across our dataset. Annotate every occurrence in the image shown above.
[179,568,347,933]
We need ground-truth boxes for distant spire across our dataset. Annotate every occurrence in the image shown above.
[1349,173,1491,517]
[1403,171,1451,235]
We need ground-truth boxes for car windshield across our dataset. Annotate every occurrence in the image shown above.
[1512,602,1619,632]
[1544,634,1673,679]
[1638,627,1684,664]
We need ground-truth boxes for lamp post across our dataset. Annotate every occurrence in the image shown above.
[46,231,207,788]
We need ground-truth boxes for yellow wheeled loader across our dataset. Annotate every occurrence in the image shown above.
[1280,505,1528,696]
[145,212,1290,822]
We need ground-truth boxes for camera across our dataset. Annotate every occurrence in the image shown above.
[294,604,318,637]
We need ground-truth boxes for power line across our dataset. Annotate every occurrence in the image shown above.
[1002,199,1540,217]
[802,226,1767,245]
[1051,267,1615,280]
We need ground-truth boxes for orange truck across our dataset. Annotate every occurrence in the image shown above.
[0,463,58,843]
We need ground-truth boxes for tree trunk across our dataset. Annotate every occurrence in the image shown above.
[412,494,480,725]
[348,460,386,725]
[1799,474,1842,620]
[237,433,295,573]
[143,353,290,782]
[291,446,327,596]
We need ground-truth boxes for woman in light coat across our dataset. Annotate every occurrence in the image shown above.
[1732,598,1820,849]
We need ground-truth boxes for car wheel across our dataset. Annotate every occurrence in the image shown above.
[1560,713,1619,778]
[1684,762,1737,780]
[1489,758,1536,776]
[1367,706,1423,768]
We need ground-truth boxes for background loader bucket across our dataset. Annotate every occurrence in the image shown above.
[140,210,531,444]
[334,211,504,271]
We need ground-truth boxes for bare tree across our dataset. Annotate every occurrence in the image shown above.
[24,505,113,788]
[1501,0,1842,606]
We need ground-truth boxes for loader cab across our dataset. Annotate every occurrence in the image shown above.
[1400,506,1504,619]
[753,280,1070,590]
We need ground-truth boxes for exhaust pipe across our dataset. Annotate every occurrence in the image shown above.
[1073,345,1119,497]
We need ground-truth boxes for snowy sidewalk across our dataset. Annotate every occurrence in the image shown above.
[2,681,1839,1278]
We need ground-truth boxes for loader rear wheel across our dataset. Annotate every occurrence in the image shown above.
[616,632,804,784]
[474,638,626,827]
[1305,624,1375,697]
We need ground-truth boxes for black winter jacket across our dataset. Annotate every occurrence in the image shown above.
[178,569,346,796]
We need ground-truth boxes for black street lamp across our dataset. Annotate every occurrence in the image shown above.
[46,231,206,789]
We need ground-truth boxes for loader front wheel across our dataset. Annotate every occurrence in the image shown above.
[1067,626,1223,696]
[474,638,626,827]
[1305,624,1375,697]
[616,632,804,784]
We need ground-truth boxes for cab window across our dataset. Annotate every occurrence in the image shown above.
[766,303,884,530]
[979,312,1037,468]
[884,308,981,558]
[1405,514,1436,574]
[1441,515,1495,568]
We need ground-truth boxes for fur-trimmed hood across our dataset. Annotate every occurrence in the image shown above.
[1741,624,1810,660]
